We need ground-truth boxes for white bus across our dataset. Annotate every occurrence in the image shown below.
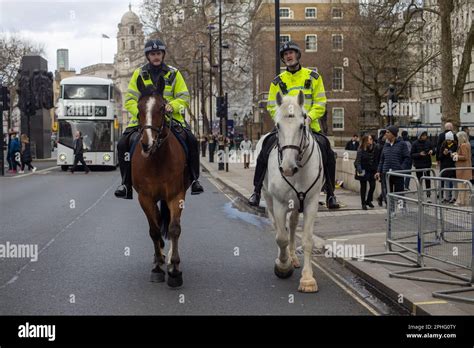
[56,76,121,171]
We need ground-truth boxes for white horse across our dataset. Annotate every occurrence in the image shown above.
[255,90,324,293]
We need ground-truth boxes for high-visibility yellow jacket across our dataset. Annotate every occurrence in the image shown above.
[267,67,327,133]
[124,63,190,128]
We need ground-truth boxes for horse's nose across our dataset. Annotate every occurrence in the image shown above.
[292,167,298,175]
[142,143,149,152]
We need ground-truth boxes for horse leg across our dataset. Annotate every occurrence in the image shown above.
[166,195,185,288]
[289,210,301,268]
[273,201,293,279]
[138,193,166,283]
[298,199,319,293]
[261,189,275,225]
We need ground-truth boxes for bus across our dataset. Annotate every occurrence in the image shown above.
[56,76,121,171]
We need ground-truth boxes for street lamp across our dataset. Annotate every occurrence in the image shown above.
[275,0,280,76]
[207,24,216,135]
[193,59,200,138]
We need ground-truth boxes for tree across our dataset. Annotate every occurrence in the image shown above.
[353,0,440,130]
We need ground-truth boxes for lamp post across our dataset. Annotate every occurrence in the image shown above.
[207,24,216,135]
[193,59,200,138]
[275,0,281,76]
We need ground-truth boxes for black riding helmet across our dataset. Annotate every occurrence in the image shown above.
[144,39,166,56]
[280,41,301,61]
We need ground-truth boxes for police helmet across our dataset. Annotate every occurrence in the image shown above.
[144,39,166,55]
[279,41,301,60]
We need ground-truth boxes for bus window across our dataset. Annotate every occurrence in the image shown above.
[109,85,114,100]
[64,85,109,100]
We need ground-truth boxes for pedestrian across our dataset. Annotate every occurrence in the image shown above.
[7,130,21,174]
[70,131,90,174]
[201,135,208,157]
[453,131,472,206]
[240,136,253,169]
[436,122,458,166]
[438,131,457,203]
[462,126,474,184]
[375,125,411,196]
[375,130,387,207]
[345,134,359,151]
[411,131,434,201]
[19,134,36,173]
[354,134,377,210]
[401,130,412,190]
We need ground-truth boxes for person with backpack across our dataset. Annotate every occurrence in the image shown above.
[18,134,36,173]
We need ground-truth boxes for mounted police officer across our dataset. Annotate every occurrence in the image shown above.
[114,39,204,199]
[248,41,340,209]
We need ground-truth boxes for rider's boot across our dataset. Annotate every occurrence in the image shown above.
[191,180,204,195]
[115,184,133,199]
[248,189,261,207]
[187,128,204,195]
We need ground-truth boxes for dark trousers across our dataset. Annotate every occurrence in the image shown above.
[117,125,200,187]
[415,169,431,197]
[21,161,34,171]
[360,179,376,204]
[253,129,337,199]
[71,154,90,172]
[388,176,404,193]
[201,141,207,157]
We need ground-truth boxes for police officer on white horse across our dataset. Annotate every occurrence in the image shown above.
[115,39,204,199]
[248,41,340,209]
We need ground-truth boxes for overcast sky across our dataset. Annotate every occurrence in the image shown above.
[0,0,143,72]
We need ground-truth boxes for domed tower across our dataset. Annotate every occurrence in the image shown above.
[114,4,145,125]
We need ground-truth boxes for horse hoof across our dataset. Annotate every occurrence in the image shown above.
[150,271,165,283]
[274,264,294,279]
[167,271,183,288]
[298,278,318,293]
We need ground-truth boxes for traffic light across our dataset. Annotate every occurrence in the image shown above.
[216,96,228,119]
[1,86,10,111]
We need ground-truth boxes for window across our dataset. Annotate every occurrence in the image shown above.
[332,108,344,130]
[131,40,135,50]
[468,105,472,113]
[305,8,317,19]
[280,8,290,18]
[332,8,343,19]
[305,35,317,51]
[333,67,344,90]
[332,34,343,51]
[130,25,135,35]
[280,35,291,45]
[122,39,125,50]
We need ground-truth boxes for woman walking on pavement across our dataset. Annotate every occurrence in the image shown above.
[70,131,90,174]
[438,131,457,203]
[19,134,36,173]
[454,131,472,206]
[8,130,22,174]
[354,134,377,210]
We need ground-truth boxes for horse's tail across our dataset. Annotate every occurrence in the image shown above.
[159,200,170,239]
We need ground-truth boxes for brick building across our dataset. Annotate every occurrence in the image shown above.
[252,0,360,145]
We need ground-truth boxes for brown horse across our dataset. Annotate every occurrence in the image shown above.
[132,77,191,288]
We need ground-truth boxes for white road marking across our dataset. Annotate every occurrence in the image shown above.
[0,178,120,289]
[8,166,58,179]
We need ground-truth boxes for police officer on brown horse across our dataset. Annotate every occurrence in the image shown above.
[115,39,204,199]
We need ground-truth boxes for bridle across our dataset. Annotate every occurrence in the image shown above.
[139,100,171,154]
[276,111,322,213]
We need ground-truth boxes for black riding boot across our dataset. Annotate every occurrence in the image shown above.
[115,127,137,200]
[313,132,340,209]
[185,129,204,195]
[248,130,278,207]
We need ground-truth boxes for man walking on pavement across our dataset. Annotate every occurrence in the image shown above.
[70,131,90,174]
[248,41,340,209]
[240,136,252,169]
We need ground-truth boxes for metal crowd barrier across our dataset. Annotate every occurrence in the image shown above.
[353,167,474,303]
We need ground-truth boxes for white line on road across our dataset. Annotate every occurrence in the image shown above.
[0,178,120,289]
[8,165,58,178]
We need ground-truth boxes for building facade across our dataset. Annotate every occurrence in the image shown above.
[252,0,360,145]
[79,63,114,79]
[56,49,69,71]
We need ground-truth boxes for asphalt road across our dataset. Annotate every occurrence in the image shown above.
[0,166,373,315]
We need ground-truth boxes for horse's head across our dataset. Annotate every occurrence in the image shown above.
[137,76,167,157]
[275,90,307,177]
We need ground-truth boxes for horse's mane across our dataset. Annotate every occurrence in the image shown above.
[274,95,305,123]
[139,75,166,99]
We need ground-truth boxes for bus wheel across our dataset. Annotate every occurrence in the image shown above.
[61,165,69,171]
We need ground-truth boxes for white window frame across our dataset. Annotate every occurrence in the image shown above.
[280,34,291,46]
[332,7,343,19]
[305,7,317,19]
[333,67,344,91]
[332,108,345,131]
[305,34,317,52]
[332,34,343,51]
[280,7,291,18]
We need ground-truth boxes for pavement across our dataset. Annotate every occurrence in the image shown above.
[200,149,474,316]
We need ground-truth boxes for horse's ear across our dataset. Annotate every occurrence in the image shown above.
[156,75,165,96]
[298,90,304,107]
[276,92,283,106]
